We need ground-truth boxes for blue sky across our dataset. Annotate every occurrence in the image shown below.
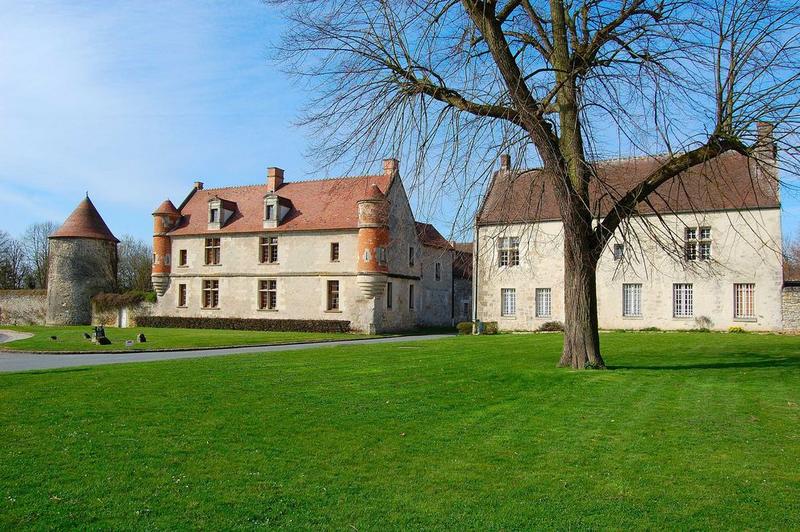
[1,0,798,243]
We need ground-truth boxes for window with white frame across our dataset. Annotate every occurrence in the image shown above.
[673,283,693,317]
[734,283,755,319]
[622,283,642,317]
[498,237,520,267]
[501,288,516,316]
[204,238,221,265]
[535,288,551,318]
[260,237,278,263]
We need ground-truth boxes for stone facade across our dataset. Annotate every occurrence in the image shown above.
[46,238,119,325]
[476,209,784,331]
[781,284,800,331]
[151,166,458,333]
[0,290,47,325]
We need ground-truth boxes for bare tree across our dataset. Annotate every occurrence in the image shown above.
[0,231,30,289]
[784,233,800,281]
[117,235,153,292]
[21,222,58,289]
[269,0,800,368]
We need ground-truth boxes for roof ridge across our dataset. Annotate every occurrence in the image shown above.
[198,174,386,193]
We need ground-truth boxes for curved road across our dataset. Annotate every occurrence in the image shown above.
[0,334,452,374]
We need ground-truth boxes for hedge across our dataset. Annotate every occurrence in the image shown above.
[135,315,351,333]
[92,291,156,311]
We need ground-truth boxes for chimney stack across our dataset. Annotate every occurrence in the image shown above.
[267,167,285,192]
[756,121,777,160]
[194,181,204,191]
[383,158,400,177]
[499,154,511,171]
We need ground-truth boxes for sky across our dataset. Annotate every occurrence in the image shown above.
[1,0,798,243]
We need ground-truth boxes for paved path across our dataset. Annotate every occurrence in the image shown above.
[0,330,34,344]
[0,334,452,373]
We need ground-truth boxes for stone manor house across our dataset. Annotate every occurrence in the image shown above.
[474,123,785,332]
[150,159,469,333]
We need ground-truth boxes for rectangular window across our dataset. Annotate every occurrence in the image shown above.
[613,243,624,261]
[409,284,415,310]
[498,237,520,267]
[685,227,696,241]
[435,262,442,281]
[330,242,340,262]
[734,283,755,319]
[535,288,552,318]
[204,238,221,265]
[685,226,712,261]
[259,279,277,310]
[179,249,187,266]
[209,208,219,223]
[622,283,642,317]
[409,246,415,267]
[178,284,187,307]
[260,237,278,263]
[386,282,393,309]
[501,288,516,317]
[327,280,340,311]
[202,279,219,309]
[700,227,712,240]
[376,247,387,264]
[673,283,693,318]
[265,204,274,220]
[698,242,711,261]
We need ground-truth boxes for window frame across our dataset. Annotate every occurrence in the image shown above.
[204,238,221,265]
[409,284,415,310]
[327,280,340,311]
[330,242,340,262]
[435,261,442,281]
[178,249,188,267]
[613,243,624,261]
[673,283,694,318]
[734,283,756,320]
[498,237,520,267]
[501,288,517,317]
[202,279,219,309]
[622,283,642,317]
[535,287,552,318]
[259,279,278,310]
[177,283,187,307]
[409,246,415,267]
[259,236,279,264]
[386,281,393,309]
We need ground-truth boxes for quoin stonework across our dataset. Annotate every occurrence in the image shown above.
[150,159,468,333]
[474,123,784,332]
[46,196,119,325]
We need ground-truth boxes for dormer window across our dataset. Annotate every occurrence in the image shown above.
[263,194,290,229]
[210,208,219,223]
[265,204,274,221]
[207,197,235,231]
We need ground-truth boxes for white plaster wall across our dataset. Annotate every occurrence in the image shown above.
[476,209,783,331]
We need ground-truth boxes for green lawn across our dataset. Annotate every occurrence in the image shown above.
[1,332,799,528]
[0,325,370,352]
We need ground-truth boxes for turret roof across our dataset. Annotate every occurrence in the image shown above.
[50,196,119,242]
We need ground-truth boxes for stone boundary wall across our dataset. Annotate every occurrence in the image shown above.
[0,290,47,325]
[91,302,154,328]
[782,285,800,330]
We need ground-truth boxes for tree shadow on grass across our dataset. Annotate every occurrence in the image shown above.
[609,355,800,371]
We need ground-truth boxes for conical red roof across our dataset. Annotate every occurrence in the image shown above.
[50,196,119,242]
[364,184,385,200]
[153,199,179,216]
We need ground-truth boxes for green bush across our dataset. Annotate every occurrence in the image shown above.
[728,326,746,334]
[92,291,155,311]
[483,321,499,335]
[456,322,473,335]
[136,316,351,333]
[538,321,564,332]
[640,326,661,332]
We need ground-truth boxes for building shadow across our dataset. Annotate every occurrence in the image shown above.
[609,355,800,371]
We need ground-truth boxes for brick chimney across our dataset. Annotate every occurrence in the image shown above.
[752,121,779,201]
[194,181,204,190]
[267,167,284,192]
[383,158,399,177]
[499,154,511,171]
[756,121,777,160]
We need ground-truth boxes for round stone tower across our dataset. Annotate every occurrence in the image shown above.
[151,199,181,296]
[356,184,390,298]
[46,196,119,325]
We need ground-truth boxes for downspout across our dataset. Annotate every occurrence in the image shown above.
[473,220,479,333]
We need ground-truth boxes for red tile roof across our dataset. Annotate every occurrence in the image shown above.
[415,222,453,249]
[478,151,780,225]
[51,196,119,242]
[168,174,393,235]
[153,199,179,216]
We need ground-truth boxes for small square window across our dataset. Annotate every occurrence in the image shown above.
[685,227,696,241]
[700,227,711,240]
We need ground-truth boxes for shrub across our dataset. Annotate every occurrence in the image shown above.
[728,326,746,334]
[456,322,473,335]
[483,321,499,335]
[640,327,661,332]
[136,315,351,333]
[538,321,564,332]
[92,291,156,311]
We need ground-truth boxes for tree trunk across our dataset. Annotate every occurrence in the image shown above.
[558,213,606,369]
